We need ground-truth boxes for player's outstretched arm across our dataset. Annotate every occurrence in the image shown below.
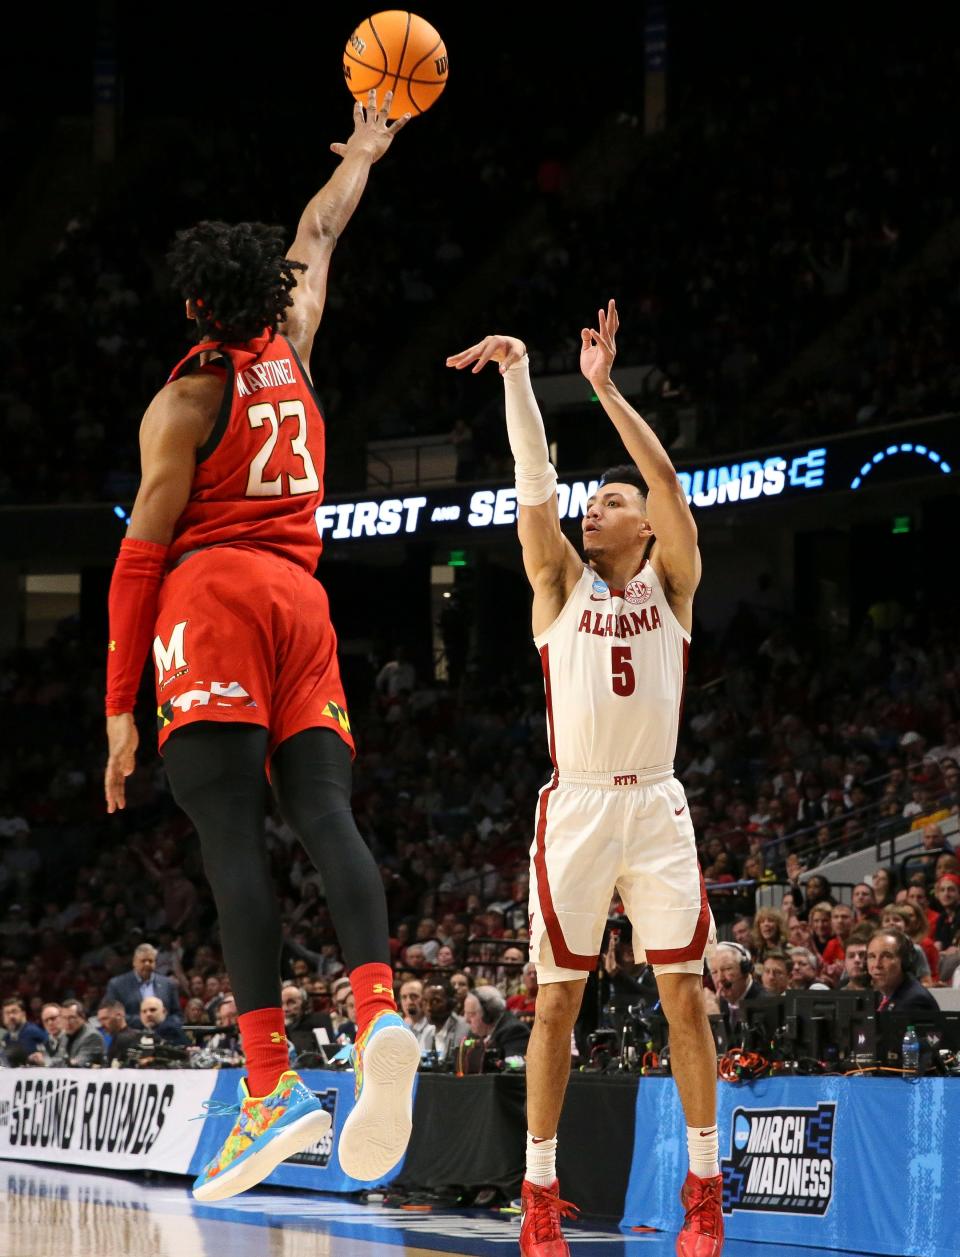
[581,300,700,600]
[282,89,410,364]
[104,375,217,814]
[446,336,581,601]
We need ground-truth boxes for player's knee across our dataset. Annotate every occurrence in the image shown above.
[533,980,584,1029]
[657,973,706,1024]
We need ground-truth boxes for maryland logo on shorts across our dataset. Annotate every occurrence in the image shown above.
[322,700,351,733]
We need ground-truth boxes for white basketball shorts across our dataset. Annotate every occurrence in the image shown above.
[528,768,717,984]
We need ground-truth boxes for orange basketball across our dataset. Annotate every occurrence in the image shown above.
[343,11,448,119]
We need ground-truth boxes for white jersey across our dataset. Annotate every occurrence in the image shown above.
[533,562,690,774]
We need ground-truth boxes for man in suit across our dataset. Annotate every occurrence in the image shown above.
[868,928,941,1015]
[105,943,181,1025]
[464,985,531,1059]
[709,942,770,1039]
[49,1000,106,1067]
[282,983,335,1058]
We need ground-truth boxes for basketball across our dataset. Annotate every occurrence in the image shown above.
[343,11,448,119]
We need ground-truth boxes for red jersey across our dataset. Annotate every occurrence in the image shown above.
[167,329,326,573]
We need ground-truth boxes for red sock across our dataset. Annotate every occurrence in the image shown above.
[351,963,396,1037]
[238,1007,289,1097]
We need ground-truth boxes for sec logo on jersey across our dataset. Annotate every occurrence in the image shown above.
[624,579,651,605]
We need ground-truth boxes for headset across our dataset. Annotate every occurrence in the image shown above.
[717,941,754,975]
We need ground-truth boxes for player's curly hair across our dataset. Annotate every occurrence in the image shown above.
[166,220,306,343]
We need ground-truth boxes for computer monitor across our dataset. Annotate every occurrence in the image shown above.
[741,996,786,1054]
[875,1009,951,1069]
[784,988,879,1068]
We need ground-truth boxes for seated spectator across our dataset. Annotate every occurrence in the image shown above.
[867,929,941,1015]
[851,882,879,923]
[282,982,335,1057]
[184,997,210,1024]
[602,936,659,1009]
[709,943,769,1037]
[139,997,188,1047]
[104,943,181,1026]
[905,882,941,937]
[98,1000,142,1065]
[787,917,813,949]
[336,991,358,1043]
[435,944,458,969]
[422,980,468,1064]
[27,1003,63,1066]
[898,902,940,981]
[507,962,539,1022]
[402,943,431,974]
[933,874,960,951]
[871,867,898,910]
[206,994,242,1057]
[822,903,854,968]
[399,978,433,1049]
[731,916,754,951]
[449,970,473,1014]
[838,929,872,991]
[801,876,835,914]
[880,906,931,980]
[787,947,831,991]
[807,902,836,958]
[760,951,791,996]
[497,945,528,997]
[463,985,530,1059]
[1,997,47,1066]
[330,977,353,1033]
[49,999,105,1067]
[751,908,789,962]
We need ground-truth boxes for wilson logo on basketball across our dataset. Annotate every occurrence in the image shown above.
[624,580,652,605]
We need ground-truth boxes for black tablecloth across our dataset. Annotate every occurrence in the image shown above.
[396,1072,638,1217]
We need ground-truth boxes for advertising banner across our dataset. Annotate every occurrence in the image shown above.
[0,1068,214,1173]
[622,1075,960,1257]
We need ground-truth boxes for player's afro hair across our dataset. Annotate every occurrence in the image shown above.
[597,463,649,500]
[167,220,306,343]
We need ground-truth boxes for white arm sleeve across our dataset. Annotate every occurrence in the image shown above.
[502,354,558,506]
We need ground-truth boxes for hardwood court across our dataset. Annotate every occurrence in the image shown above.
[0,1161,878,1257]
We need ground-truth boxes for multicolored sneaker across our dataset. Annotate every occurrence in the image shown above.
[676,1171,724,1256]
[520,1178,578,1257]
[336,1009,420,1181]
[192,1070,330,1202]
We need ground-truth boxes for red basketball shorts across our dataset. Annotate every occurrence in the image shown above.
[152,546,353,759]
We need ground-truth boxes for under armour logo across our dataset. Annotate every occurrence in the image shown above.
[269,1031,285,1044]
[373,983,392,994]
[108,640,116,652]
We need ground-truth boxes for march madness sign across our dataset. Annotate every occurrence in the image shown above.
[722,1102,836,1216]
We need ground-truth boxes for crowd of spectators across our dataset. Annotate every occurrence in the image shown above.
[1,574,958,1070]
[2,26,959,502]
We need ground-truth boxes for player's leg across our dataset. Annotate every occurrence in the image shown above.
[620,777,722,1256]
[164,722,331,1200]
[271,725,418,1180]
[523,782,617,1255]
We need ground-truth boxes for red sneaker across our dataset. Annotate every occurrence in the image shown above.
[676,1171,724,1257]
[519,1178,578,1257]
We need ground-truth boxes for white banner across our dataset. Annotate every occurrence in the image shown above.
[0,1067,215,1172]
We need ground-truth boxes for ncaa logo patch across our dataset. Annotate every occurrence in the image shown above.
[624,579,651,605]
[722,1102,836,1217]
[591,578,609,601]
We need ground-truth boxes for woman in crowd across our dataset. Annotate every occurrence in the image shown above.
[898,901,941,982]
[449,970,473,1015]
[807,902,835,957]
[880,905,932,981]
[751,907,790,961]
[871,867,898,910]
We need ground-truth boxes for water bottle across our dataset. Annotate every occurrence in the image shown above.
[901,1025,919,1078]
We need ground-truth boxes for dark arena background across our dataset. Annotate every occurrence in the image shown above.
[1,5,958,1257]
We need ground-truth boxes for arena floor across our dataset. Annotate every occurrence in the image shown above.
[0,1160,882,1257]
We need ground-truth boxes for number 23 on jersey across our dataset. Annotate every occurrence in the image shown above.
[245,399,320,497]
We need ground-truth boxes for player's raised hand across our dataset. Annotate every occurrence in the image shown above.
[331,90,411,163]
[580,298,619,389]
[105,713,139,813]
[446,335,527,376]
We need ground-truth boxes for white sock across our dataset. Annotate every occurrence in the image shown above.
[525,1132,557,1186]
[686,1124,719,1179]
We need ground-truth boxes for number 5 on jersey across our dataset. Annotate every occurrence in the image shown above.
[611,646,636,696]
[246,399,320,497]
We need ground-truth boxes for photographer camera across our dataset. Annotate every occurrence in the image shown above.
[131,996,189,1067]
